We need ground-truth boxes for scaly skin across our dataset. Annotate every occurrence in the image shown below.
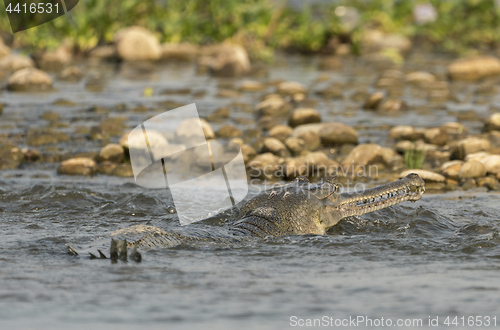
[68,174,425,261]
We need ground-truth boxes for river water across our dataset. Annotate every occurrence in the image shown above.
[1,54,500,329]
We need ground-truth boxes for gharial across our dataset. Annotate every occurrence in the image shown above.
[68,173,425,261]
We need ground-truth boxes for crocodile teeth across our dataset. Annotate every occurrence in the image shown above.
[110,238,119,260]
[119,239,128,261]
[129,243,142,262]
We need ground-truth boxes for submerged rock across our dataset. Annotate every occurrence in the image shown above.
[288,108,321,128]
[97,162,117,175]
[99,143,124,163]
[111,164,134,177]
[58,157,96,176]
[0,145,24,170]
[115,26,161,61]
[448,56,500,81]
[7,67,53,92]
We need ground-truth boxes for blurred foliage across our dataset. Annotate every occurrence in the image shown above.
[0,0,499,58]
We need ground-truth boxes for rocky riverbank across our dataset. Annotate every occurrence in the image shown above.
[1,26,500,193]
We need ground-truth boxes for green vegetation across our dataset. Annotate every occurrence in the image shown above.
[0,0,499,58]
[404,148,426,169]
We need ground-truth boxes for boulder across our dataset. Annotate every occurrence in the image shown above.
[246,153,283,180]
[448,56,500,81]
[288,108,321,128]
[362,30,412,53]
[405,71,435,84]
[0,55,34,72]
[302,151,339,176]
[239,80,265,92]
[318,122,358,145]
[216,125,242,138]
[440,160,464,180]
[268,125,293,143]
[479,155,500,175]
[7,67,53,92]
[254,95,289,117]
[115,26,161,61]
[175,118,215,142]
[483,113,500,132]
[440,122,467,135]
[160,43,199,61]
[97,162,117,175]
[261,137,289,157]
[199,44,250,77]
[59,66,83,81]
[0,145,24,170]
[290,125,321,151]
[380,99,407,112]
[363,91,383,109]
[99,143,124,163]
[284,137,305,155]
[0,38,10,59]
[57,157,96,176]
[291,122,357,148]
[423,128,448,146]
[111,164,134,177]
[451,137,491,160]
[458,160,487,179]
[399,169,445,182]
[240,144,256,163]
[88,45,118,61]
[342,143,384,167]
[277,81,307,95]
[34,45,72,71]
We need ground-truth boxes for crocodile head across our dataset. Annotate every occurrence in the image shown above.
[233,173,425,237]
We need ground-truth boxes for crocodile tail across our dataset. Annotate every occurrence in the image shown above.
[66,224,183,260]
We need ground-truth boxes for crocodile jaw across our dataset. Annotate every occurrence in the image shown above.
[329,173,425,222]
